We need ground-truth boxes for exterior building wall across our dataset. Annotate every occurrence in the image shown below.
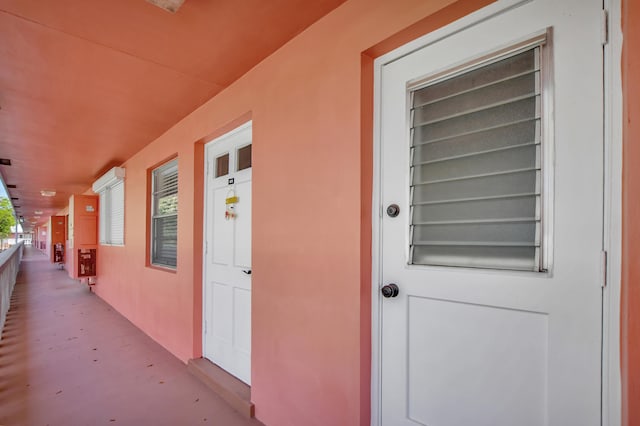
[82,0,640,425]
[91,2,489,424]
[622,1,640,424]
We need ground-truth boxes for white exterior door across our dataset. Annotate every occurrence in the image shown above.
[378,1,603,425]
[203,122,252,384]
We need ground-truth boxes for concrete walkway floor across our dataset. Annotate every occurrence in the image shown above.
[0,247,264,426]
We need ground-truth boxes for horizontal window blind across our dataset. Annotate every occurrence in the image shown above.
[98,180,124,246]
[109,180,125,245]
[409,47,543,271]
[99,191,107,244]
[152,216,177,267]
[151,159,178,268]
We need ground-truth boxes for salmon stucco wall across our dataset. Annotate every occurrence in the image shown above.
[88,1,505,425]
[622,1,640,425]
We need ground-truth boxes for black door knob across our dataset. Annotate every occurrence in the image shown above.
[381,283,399,298]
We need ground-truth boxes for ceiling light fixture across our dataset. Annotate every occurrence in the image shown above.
[146,0,185,13]
[40,190,56,197]
[0,158,11,166]
[33,216,40,219]
[34,210,43,215]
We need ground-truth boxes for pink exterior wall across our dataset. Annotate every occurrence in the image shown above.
[91,1,495,425]
[622,1,640,424]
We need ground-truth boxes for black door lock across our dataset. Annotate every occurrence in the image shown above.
[386,204,400,217]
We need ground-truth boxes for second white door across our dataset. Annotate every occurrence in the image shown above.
[203,122,253,384]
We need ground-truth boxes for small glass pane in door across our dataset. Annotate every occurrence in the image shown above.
[216,154,229,177]
[237,145,252,171]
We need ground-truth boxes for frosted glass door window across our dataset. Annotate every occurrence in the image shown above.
[409,47,544,271]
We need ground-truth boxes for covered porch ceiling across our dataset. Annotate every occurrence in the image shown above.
[0,0,346,232]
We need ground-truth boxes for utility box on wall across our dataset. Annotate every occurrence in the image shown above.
[78,249,97,277]
[67,194,98,280]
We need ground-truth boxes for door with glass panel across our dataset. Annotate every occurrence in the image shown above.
[203,122,252,384]
[378,1,603,425]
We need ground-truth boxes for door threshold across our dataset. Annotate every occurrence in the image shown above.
[187,358,255,418]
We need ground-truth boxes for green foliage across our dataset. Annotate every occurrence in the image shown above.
[158,194,178,215]
[0,197,16,241]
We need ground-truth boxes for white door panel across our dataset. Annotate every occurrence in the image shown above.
[234,179,252,269]
[211,282,233,341]
[212,187,233,265]
[379,1,602,425]
[204,122,252,385]
[407,297,548,426]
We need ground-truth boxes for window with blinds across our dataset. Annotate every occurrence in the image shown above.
[98,180,125,246]
[409,46,546,271]
[151,159,178,268]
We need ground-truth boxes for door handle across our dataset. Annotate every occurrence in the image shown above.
[242,269,252,275]
[381,283,399,298]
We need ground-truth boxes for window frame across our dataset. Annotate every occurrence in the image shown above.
[149,157,179,270]
[97,179,125,246]
[404,31,554,273]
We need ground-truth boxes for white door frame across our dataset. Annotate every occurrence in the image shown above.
[202,120,253,383]
[602,0,623,424]
[369,1,623,425]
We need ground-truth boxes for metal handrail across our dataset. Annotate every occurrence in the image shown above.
[0,242,24,340]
